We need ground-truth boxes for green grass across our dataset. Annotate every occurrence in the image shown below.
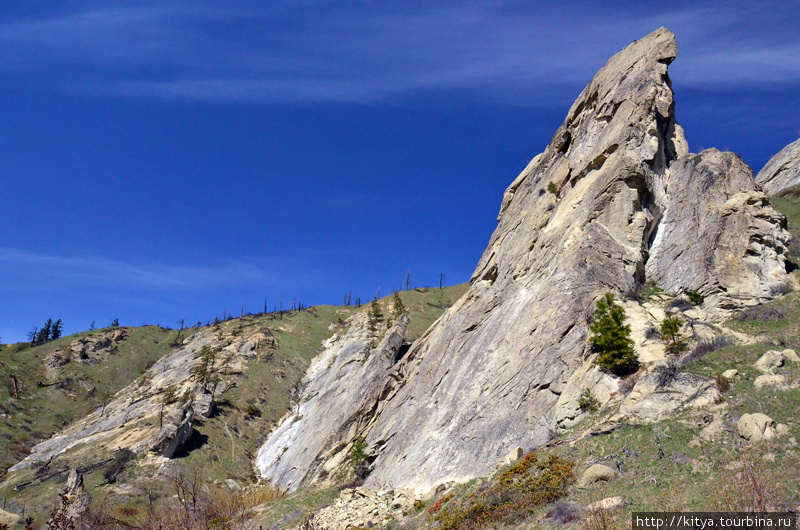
[0,326,176,474]
[0,285,469,525]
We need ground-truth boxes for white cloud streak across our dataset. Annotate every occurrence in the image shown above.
[0,1,798,105]
[0,248,294,292]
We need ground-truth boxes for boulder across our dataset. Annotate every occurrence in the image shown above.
[498,446,524,467]
[587,496,625,511]
[151,405,194,458]
[753,374,787,388]
[755,138,800,196]
[754,350,797,373]
[193,391,216,418]
[578,464,617,487]
[721,369,738,379]
[737,413,776,442]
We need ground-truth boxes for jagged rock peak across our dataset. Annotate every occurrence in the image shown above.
[496,27,686,225]
[251,28,789,497]
[756,137,800,196]
[359,27,788,494]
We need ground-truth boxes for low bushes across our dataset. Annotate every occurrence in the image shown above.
[428,452,574,529]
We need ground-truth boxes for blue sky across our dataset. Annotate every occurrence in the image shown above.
[2,1,799,342]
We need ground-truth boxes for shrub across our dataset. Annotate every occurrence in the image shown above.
[589,293,638,375]
[578,389,599,413]
[547,181,559,195]
[547,501,581,524]
[654,357,681,388]
[349,436,371,480]
[104,448,134,484]
[714,373,731,393]
[641,282,664,298]
[737,306,785,321]
[243,401,260,418]
[684,336,731,364]
[712,450,787,511]
[769,281,793,296]
[428,452,574,529]
[686,290,704,305]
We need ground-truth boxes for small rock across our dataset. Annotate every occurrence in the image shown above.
[671,452,689,463]
[579,464,617,487]
[587,496,625,511]
[722,369,738,379]
[499,446,523,467]
[754,374,786,388]
[737,413,776,442]
[754,350,795,374]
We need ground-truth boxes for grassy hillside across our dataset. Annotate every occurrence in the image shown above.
[0,284,468,526]
[0,326,177,474]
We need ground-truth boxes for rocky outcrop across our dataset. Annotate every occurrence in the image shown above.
[68,329,128,361]
[756,138,800,196]
[754,349,799,373]
[294,487,416,530]
[352,28,790,494]
[255,313,409,491]
[150,405,194,458]
[8,320,270,474]
[645,150,789,310]
[617,366,720,422]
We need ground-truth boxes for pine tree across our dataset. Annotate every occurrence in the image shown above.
[392,292,407,320]
[589,293,638,375]
[659,315,685,356]
[51,319,63,341]
[192,346,217,390]
[368,295,382,333]
[28,327,38,344]
[38,318,53,343]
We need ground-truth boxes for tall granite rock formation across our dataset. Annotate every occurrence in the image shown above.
[255,313,409,490]
[255,28,790,494]
[756,138,800,196]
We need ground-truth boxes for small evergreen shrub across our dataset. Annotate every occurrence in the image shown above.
[686,290,704,305]
[547,181,559,195]
[578,388,599,413]
[589,293,638,375]
[349,436,371,480]
[660,315,686,356]
[715,373,731,393]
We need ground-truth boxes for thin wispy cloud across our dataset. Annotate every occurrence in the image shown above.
[1,1,798,105]
[0,248,300,292]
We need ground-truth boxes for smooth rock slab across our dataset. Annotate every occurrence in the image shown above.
[756,138,800,196]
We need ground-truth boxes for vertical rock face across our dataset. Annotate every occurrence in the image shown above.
[647,150,789,307]
[255,314,409,491]
[756,138,800,196]
[359,28,789,493]
[253,28,789,495]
